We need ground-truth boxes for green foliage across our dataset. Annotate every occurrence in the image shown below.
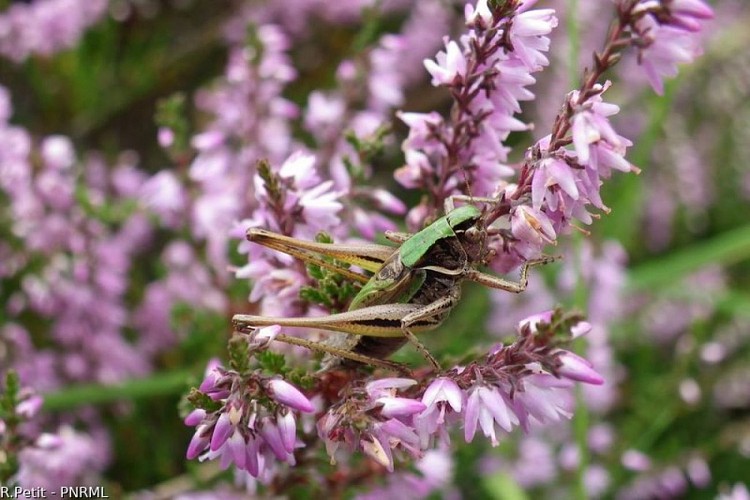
[155,92,192,162]
[0,371,21,484]
[299,232,362,312]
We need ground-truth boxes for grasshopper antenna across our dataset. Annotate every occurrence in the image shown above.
[460,163,474,204]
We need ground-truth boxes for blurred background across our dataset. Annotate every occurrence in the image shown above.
[0,0,749,497]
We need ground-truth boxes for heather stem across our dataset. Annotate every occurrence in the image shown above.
[549,8,631,151]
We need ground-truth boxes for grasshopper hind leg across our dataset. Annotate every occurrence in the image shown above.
[247,331,414,375]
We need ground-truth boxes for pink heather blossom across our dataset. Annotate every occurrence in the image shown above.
[399,0,558,225]
[16,426,108,489]
[717,484,750,500]
[0,0,108,62]
[556,351,605,385]
[508,8,557,71]
[267,379,315,413]
[140,171,188,228]
[15,395,43,419]
[621,449,653,472]
[317,379,426,472]
[632,0,714,95]
[414,377,463,448]
[40,136,75,170]
[512,374,574,429]
[465,0,493,27]
[304,91,347,141]
[366,378,425,418]
[186,364,313,479]
[584,465,612,498]
[685,456,711,488]
[464,384,518,446]
[638,19,701,95]
[424,41,466,86]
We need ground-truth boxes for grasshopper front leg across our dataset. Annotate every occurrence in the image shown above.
[465,256,555,293]
[444,194,499,213]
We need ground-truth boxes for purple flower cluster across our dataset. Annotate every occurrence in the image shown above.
[185,359,315,482]
[0,0,107,62]
[397,0,558,225]
[0,95,154,387]
[0,83,224,485]
[314,313,603,471]
[1,379,107,487]
[16,426,108,488]
[630,0,714,95]
[397,0,713,278]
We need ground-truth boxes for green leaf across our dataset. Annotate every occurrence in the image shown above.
[483,472,529,500]
[256,351,288,375]
[306,263,325,280]
[628,224,750,289]
[300,287,332,308]
[42,370,193,411]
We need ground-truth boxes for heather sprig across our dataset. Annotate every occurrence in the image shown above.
[186,365,315,481]
[398,0,713,274]
[0,371,102,488]
[398,0,558,226]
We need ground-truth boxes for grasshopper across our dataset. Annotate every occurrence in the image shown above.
[232,196,550,372]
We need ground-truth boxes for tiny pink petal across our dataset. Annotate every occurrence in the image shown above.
[268,379,314,413]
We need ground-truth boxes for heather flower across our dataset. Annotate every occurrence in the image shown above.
[15,394,43,419]
[188,23,299,274]
[267,379,315,413]
[685,456,710,488]
[508,7,557,71]
[233,152,343,318]
[317,378,425,472]
[621,449,652,472]
[140,171,188,229]
[463,383,518,446]
[186,363,314,479]
[718,483,750,500]
[511,373,574,429]
[16,426,108,489]
[424,41,466,86]
[0,0,108,62]
[584,465,611,498]
[40,135,76,170]
[631,0,714,95]
[555,351,605,385]
[414,377,464,448]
